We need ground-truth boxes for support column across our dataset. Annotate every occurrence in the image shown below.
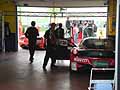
[107,0,116,37]
[116,0,120,90]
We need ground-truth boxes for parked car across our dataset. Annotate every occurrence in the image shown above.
[53,38,75,60]
[70,37,115,71]
[19,35,46,50]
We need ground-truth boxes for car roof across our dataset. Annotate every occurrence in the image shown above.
[82,37,108,40]
[81,37,114,43]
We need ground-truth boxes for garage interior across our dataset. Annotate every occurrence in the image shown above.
[0,0,119,90]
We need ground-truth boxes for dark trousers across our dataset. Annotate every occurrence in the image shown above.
[43,47,56,67]
[28,41,36,59]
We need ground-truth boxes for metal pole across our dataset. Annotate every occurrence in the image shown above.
[115,0,120,90]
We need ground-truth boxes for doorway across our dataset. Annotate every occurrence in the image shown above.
[17,6,108,50]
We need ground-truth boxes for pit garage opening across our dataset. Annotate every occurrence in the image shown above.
[17,6,108,50]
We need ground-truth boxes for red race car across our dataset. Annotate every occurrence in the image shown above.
[19,35,46,50]
[70,37,115,71]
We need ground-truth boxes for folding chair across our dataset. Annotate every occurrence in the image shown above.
[88,68,115,90]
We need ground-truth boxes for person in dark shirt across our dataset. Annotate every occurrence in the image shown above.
[65,17,71,35]
[42,23,57,71]
[25,21,39,64]
[55,23,64,39]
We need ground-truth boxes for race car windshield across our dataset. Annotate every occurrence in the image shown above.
[78,50,115,58]
[82,39,115,50]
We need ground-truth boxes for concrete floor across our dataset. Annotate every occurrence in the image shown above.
[0,49,90,90]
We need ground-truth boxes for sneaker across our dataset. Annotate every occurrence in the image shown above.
[29,57,34,64]
[50,65,57,69]
[43,66,47,71]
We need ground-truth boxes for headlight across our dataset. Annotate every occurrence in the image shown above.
[72,48,78,55]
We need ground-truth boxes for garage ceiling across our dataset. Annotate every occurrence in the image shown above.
[0,0,108,7]
[15,0,108,7]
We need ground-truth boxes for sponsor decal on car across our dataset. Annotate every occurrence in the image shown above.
[74,56,89,63]
[93,61,108,67]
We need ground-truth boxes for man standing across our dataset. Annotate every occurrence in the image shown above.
[55,23,64,39]
[43,23,57,71]
[25,21,39,64]
[72,23,79,45]
[65,17,71,35]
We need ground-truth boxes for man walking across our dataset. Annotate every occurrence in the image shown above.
[43,23,57,71]
[25,21,39,64]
